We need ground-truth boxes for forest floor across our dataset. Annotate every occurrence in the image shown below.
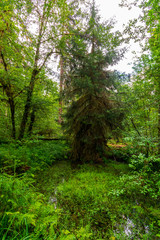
[0,141,159,239]
[35,160,155,239]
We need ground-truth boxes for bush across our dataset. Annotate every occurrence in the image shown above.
[111,147,131,163]
[128,154,160,199]
[108,154,160,238]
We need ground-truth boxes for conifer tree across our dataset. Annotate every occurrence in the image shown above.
[63,1,125,162]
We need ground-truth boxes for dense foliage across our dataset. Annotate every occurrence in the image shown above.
[0,0,160,238]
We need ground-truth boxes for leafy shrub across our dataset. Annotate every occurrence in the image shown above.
[128,154,160,199]
[129,153,160,172]
[108,154,160,238]
[107,144,134,163]
[124,135,157,157]
[109,154,160,202]
[111,147,131,163]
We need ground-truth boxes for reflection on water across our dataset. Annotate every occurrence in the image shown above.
[49,178,65,209]
[114,216,150,239]
[125,218,135,236]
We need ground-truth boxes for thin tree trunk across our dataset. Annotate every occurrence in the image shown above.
[18,69,38,140]
[156,79,160,155]
[58,57,64,124]
[130,117,141,137]
[158,103,160,155]
[9,98,16,139]
[27,107,36,136]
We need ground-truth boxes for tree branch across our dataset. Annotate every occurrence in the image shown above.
[130,117,141,137]
[39,51,57,71]
[1,52,8,72]
[13,87,27,99]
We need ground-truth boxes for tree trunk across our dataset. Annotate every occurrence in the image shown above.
[18,9,46,140]
[158,103,160,155]
[9,98,16,139]
[130,117,141,137]
[27,107,36,136]
[58,57,64,124]
[18,69,38,140]
[0,52,17,139]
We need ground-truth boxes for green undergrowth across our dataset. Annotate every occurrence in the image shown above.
[35,161,160,239]
[0,141,160,239]
[55,163,158,239]
[0,140,69,174]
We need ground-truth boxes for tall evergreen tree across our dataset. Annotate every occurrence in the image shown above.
[63,1,125,162]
